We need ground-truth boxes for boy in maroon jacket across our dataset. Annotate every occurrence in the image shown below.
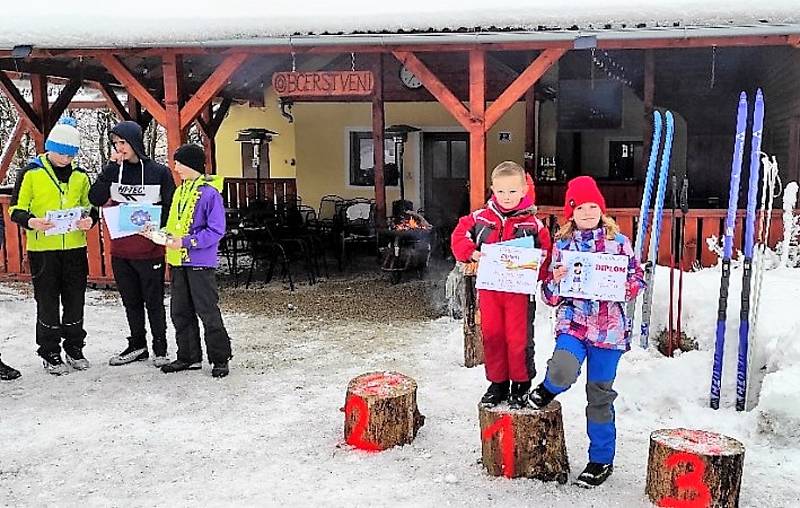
[88,121,175,367]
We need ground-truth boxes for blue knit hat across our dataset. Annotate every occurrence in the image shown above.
[45,117,80,157]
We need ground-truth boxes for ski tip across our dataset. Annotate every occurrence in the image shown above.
[756,88,764,100]
[665,110,674,121]
[739,91,747,101]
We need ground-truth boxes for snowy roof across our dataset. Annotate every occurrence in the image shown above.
[1,1,799,49]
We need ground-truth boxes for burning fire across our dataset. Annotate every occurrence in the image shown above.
[393,212,432,231]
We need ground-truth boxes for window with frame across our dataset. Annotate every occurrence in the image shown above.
[349,131,399,187]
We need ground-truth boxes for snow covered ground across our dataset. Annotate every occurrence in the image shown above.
[0,264,798,507]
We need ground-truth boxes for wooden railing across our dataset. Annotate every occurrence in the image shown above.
[1,195,116,285]
[538,206,786,269]
[221,177,297,210]
[0,197,786,283]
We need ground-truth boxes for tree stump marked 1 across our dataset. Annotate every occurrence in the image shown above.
[463,272,485,368]
[646,428,745,508]
[478,401,570,483]
[343,371,425,451]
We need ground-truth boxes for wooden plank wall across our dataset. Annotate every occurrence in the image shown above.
[760,47,800,184]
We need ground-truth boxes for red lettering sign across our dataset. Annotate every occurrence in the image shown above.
[481,415,515,478]
[658,452,712,508]
[272,71,374,97]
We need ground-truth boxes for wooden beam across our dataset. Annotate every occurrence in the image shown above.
[1,33,798,60]
[469,50,487,211]
[179,53,248,130]
[372,54,387,228]
[524,87,536,175]
[641,50,655,179]
[0,120,26,182]
[200,105,215,174]
[208,97,232,136]
[392,50,472,130]
[47,78,82,130]
[0,72,42,138]
[97,53,166,126]
[484,48,565,131]
[162,52,184,179]
[29,74,49,152]
[96,82,132,122]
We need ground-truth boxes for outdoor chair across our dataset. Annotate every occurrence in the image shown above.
[337,198,378,270]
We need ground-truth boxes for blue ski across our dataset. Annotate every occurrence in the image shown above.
[640,111,674,349]
[627,111,663,338]
[711,92,748,410]
[736,88,764,411]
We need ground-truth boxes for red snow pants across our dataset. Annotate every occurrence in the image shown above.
[478,289,533,382]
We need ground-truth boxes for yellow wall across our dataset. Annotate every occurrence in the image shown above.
[214,88,297,179]
[292,101,526,214]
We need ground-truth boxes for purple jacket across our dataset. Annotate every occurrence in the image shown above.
[165,176,226,268]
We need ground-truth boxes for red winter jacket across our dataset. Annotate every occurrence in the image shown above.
[451,200,552,281]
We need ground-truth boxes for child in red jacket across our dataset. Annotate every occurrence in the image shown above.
[451,161,551,408]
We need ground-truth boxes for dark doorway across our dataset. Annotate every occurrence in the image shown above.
[422,132,470,244]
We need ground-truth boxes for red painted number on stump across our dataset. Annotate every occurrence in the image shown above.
[658,452,712,508]
[481,415,515,478]
[344,395,381,452]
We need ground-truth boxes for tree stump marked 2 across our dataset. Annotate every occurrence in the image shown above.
[343,371,425,451]
[478,401,570,483]
[646,428,745,508]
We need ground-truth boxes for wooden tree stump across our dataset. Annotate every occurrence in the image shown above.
[646,428,745,508]
[478,401,570,483]
[343,371,425,451]
[463,271,485,368]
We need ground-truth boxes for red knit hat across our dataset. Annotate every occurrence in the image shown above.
[564,176,606,219]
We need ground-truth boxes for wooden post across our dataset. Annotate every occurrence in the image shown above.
[524,87,537,176]
[372,54,387,228]
[30,74,49,152]
[343,372,425,451]
[162,52,184,179]
[646,428,745,508]
[462,264,485,368]
[479,401,569,482]
[642,50,655,178]
[469,50,487,211]
[200,105,215,174]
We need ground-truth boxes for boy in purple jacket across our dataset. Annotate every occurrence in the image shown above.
[158,144,232,378]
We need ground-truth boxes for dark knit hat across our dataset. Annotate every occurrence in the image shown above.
[564,175,606,220]
[173,144,206,173]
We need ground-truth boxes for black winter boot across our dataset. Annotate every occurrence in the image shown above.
[0,356,21,380]
[574,462,613,488]
[161,359,202,374]
[529,383,556,409]
[480,381,510,406]
[508,381,532,409]
[212,361,229,378]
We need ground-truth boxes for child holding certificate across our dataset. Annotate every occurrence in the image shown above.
[451,161,551,409]
[530,175,645,488]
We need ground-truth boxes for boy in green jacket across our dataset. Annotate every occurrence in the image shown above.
[8,117,98,375]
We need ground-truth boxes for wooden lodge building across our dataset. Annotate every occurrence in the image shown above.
[0,3,799,283]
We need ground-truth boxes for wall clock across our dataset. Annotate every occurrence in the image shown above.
[399,66,423,89]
